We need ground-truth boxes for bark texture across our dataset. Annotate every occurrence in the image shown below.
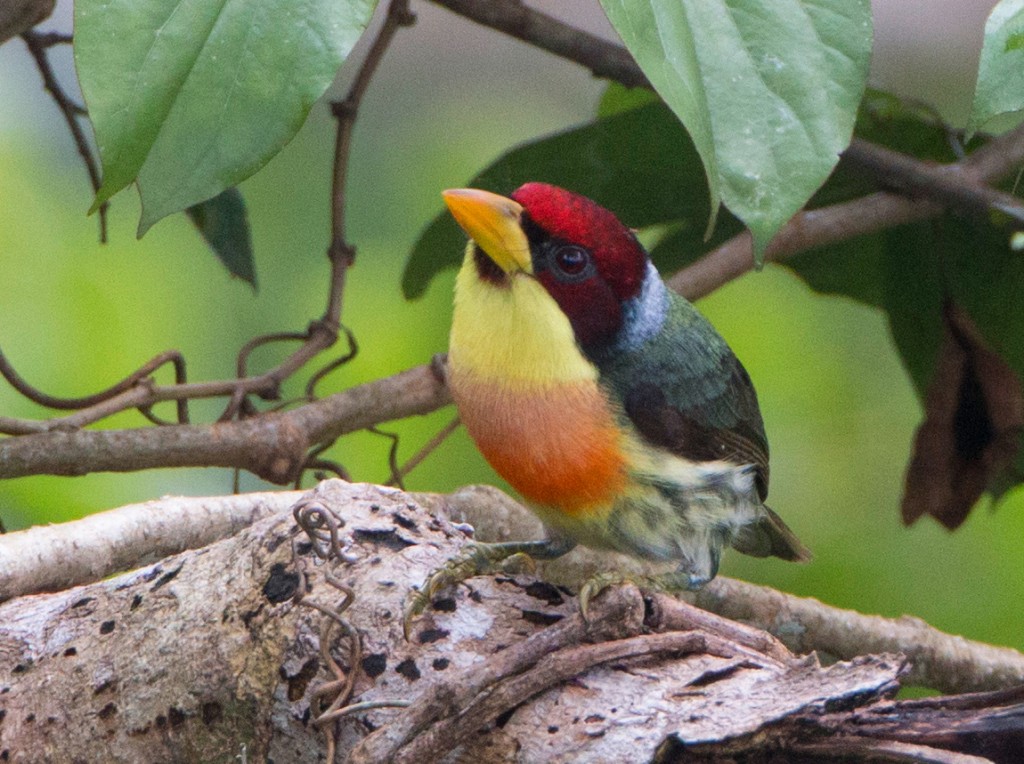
[1,480,1022,763]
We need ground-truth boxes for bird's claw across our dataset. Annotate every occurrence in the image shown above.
[403,542,536,639]
[577,569,708,621]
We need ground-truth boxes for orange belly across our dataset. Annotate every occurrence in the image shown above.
[450,372,627,513]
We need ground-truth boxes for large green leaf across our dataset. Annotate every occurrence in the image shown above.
[75,0,377,234]
[967,0,1024,140]
[403,102,711,298]
[597,0,871,260]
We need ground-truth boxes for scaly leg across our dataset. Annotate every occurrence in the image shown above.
[577,567,713,620]
[404,536,575,638]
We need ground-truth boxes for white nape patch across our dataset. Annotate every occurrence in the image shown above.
[615,262,668,352]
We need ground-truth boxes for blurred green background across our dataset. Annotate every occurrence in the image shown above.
[1,1,1020,656]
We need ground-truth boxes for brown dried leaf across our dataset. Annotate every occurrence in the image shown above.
[902,302,1024,529]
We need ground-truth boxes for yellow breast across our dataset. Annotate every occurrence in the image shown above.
[449,250,627,513]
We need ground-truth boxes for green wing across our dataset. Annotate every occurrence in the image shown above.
[597,293,771,500]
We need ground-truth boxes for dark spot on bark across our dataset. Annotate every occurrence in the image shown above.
[548,725,559,734]
[168,707,186,728]
[99,620,115,635]
[395,658,421,681]
[361,653,387,678]
[524,581,564,605]
[689,664,742,687]
[353,527,414,551]
[495,705,519,728]
[493,644,508,653]
[11,664,28,674]
[377,580,395,588]
[201,702,223,726]
[241,604,265,628]
[155,715,167,729]
[282,657,319,701]
[584,714,604,723]
[265,532,288,553]
[431,658,450,671]
[369,504,381,512]
[521,610,564,626]
[25,714,35,723]
[93,679,115,695]
[263,562,299,604]
[151,566,181,591]
[98,703,117,720]
[392,512,417,531]
[432,597,457,612]
[1,750,7,761]
[130,594,143,610]
[417,628,449,644]
[0,709,5,724]
[295,540,314,556]
[300,707,312,726]
[71,597,94,608]
[63,647,77,657]
[468,590,484,604]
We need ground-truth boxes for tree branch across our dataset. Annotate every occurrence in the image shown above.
[0,491,302,601]
[21,29,108,242]
[0,364,451,482]
[5,481,1019,761]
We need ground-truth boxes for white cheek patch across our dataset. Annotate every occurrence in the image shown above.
[614,262,668,352]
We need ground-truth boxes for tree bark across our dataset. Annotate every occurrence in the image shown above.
[1,480,1022,762]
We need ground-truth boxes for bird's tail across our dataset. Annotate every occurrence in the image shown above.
[731,505,811,562]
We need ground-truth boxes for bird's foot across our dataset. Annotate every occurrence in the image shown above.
[577,569,709,621]
[403,537,575,639]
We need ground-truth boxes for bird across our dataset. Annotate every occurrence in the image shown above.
[406,182,809,625]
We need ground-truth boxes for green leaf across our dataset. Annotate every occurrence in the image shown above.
[597,0,872,260]
[185,187,256,288]
[597,81,661,118]
[967,0,1024,140]
[403,102,711,299]
[783,93,1024,509]
[75,0,377,234]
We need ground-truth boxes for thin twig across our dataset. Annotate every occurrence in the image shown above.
[21,30,107,241]
[0,348,187,417]
[388,415,460,486]
[368,425,404,490]
[0,363,452,483]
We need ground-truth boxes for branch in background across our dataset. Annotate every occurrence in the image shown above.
[0,490,302,601]
[0,3,419,473]
[7,0,1024,485]
[430,0,1024,300]
[21,29,108,241]
[0,363,451,482]
[683,580,1024,695]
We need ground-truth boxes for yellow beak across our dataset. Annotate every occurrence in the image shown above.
[442,188,533,275]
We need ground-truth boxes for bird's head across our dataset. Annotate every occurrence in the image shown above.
[443,183,653,353]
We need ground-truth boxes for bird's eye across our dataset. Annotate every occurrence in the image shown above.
[553,246,590,276]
